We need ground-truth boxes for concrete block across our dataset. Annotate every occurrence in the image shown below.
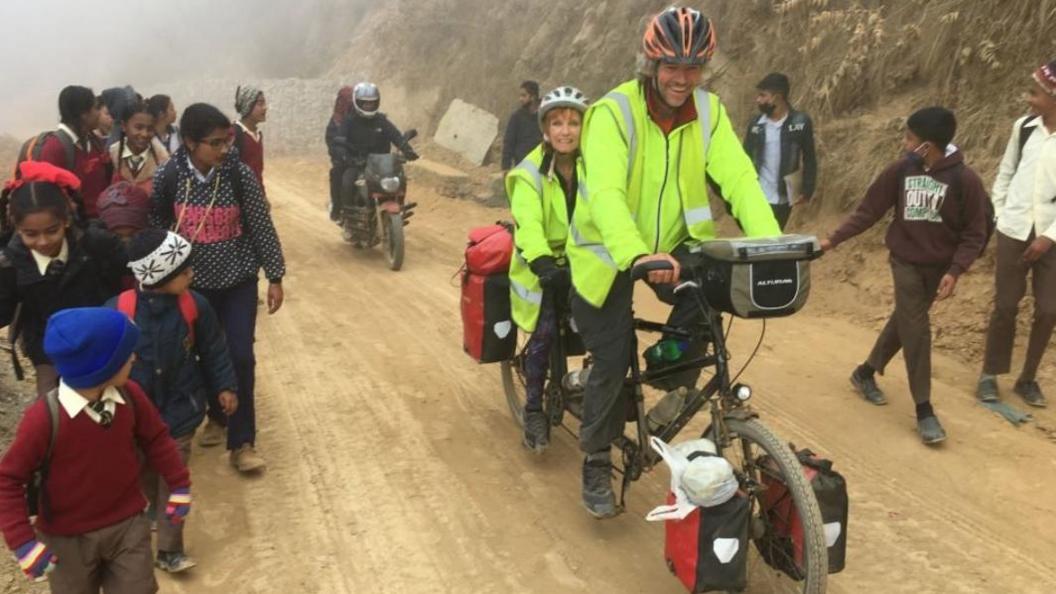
[433,99,499,165]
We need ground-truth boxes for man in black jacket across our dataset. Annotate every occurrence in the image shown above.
[330,82,418,221]
[743,73,818,229]
[501,81,543,172]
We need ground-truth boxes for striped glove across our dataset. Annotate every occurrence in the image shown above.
[15,539,57,581]
[165,488,192,525]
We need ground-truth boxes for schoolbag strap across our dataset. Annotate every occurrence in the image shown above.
[116,290,138,319]
[177,292,199,345]
[1016,115,1039,171]
[38,389,61,522]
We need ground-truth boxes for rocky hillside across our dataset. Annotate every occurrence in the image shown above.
[325,0,1055,376]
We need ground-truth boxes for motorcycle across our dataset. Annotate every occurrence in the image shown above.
[339,130,418,271]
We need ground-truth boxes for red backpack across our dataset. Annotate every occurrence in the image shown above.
[116,290,199,347]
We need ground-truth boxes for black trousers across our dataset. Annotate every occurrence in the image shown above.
[571,271,706,453]
[771,203,792,231]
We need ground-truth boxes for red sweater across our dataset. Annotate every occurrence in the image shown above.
[236,125,265,194]
[38,133,111,219]
[0,380,190,549]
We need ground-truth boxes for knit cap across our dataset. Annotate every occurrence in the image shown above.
[235,85,264,119]
[127,229,192,289]
[1034,59,1056,96]
[44,308,140,389]
[97,182,150,233]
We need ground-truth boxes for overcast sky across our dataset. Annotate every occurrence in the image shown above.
[0,0,357,135]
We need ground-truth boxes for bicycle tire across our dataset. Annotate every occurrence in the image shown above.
[723,418,828,594]
[496,353,525,427]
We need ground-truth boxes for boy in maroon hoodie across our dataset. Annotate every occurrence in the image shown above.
[0,307,191,592]
[821,107,989,445]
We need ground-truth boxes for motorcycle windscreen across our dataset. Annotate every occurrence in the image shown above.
[365,153,400,179]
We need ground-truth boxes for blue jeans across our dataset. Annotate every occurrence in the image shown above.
[198,279,259,450]
[524,297,558,412]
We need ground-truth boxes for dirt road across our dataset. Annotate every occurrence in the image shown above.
[150,159,1056,594]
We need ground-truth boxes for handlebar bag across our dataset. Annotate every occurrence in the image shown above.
[690,234,820,319]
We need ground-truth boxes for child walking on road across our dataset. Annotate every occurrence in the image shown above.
[0,307,192,592]
[0,163,127,393]
[821,107,990,445]
[977,58,1056,408]
[109,229,238,573]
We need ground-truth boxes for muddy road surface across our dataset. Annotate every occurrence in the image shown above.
[147,159,1056,594]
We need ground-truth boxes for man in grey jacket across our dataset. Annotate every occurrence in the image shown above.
[743,73,818,229]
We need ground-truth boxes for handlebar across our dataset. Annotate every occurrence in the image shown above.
[630,260,674,282]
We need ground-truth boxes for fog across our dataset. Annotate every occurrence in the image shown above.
[0,0,364,136]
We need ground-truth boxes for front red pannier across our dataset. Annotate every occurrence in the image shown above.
[461,224,516,363]
[665,491,750,592]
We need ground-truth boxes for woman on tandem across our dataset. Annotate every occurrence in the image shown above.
[506,86,589,453]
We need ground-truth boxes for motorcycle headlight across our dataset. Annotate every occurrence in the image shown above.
[380,176,401,193]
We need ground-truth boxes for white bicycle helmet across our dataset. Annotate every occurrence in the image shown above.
[352,82,380,118]
[538,86,590,127]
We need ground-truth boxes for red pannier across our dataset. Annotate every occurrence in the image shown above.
[461,224,516,363]
[756,449,848,579]
[665,492,750,593]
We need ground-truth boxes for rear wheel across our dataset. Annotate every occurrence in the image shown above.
[720,418,828,594]
[499,332,532,428]
[383,212,404,271]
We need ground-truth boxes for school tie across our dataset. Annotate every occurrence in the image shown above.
[128,155,145,176]
[89,400,113,427]
[44,260,65,278]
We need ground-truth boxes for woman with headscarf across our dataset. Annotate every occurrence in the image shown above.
[233,85,267,194]
[325,86,354,221]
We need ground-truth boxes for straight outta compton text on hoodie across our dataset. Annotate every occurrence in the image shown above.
[830,149,990,277]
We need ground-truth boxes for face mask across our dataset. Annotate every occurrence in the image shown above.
[905,142,928,165]
[758,103,776,116]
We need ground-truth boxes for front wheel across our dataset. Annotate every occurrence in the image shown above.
[383,211,404,271]
[721,418,828,594]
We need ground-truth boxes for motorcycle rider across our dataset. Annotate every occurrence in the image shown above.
[506,86,590,453]
[330,82,419,222]
[567,6,781,518]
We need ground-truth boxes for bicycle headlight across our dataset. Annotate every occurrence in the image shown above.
[734,383,752,402]
[380,176,401,193]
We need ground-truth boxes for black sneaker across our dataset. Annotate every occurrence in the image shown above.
[582,458,618,519]
[1013,380,1048,408]
[850,369,887,405]
[917,416,947,445]
[522,410,550,454]
[155,551,197,573]
[976,376,1000,402]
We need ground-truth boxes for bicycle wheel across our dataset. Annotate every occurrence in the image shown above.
[499,331,532,428]
[721,418,828,594]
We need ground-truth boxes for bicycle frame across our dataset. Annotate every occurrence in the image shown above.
[510,276,756,507]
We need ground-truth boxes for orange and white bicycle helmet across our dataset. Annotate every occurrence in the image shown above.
[642,6,717,66]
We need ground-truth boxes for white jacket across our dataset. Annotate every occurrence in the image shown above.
[992,115,1056,242]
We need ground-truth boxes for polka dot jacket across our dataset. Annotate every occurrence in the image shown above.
[149,148,286,290]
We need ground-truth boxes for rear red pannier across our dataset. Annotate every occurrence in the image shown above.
[461,224,517,363]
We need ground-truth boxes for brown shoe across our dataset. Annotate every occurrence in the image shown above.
[230,445,266,473]
[197,419,225,448]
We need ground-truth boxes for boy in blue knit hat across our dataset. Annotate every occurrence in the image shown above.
[0,307,191,593]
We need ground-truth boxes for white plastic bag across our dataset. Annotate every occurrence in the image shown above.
[646,436,738,522]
